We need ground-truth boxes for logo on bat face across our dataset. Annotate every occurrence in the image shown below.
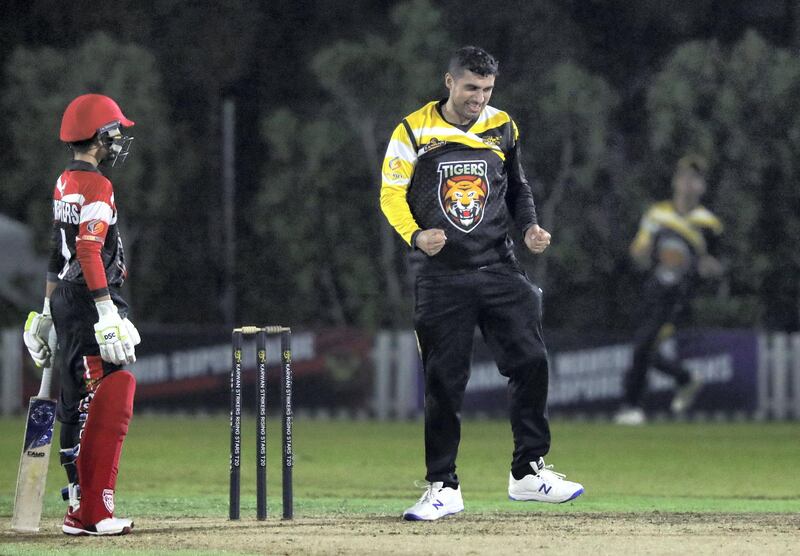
[25,399,55,450]
[437,160,489,233]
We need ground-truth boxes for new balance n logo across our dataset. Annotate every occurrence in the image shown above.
[538,483,552,495]
[432,499,444,509]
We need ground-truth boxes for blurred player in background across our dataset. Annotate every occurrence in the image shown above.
[615,154,724,425]
[380,46,583,521]
[23,94,140,535]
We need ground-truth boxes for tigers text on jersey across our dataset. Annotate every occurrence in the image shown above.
[47,160,127,297]
[380,100,537,275]
[630,200,723,287]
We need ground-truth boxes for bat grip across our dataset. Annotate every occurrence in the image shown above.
[38,367,53,399]
[38,328,57,399]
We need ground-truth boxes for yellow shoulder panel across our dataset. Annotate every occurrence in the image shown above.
[470,106,511,135]
[405,102,506,160]
[380,122,420,245]
[689,206,724,234]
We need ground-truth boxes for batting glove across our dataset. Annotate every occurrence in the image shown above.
[94,300,139,365]
[23,299,55,368]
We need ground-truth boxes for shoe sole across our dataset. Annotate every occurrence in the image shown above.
[62,525,88,536]
[62,523,134,536]
[508,487,584,504]
[403,508,464,521]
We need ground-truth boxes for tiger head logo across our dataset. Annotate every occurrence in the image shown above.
[437,160,490,232]
[443,176,486,228]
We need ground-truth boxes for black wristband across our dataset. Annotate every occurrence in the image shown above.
[410,229,422,250]
[90,287,111,300]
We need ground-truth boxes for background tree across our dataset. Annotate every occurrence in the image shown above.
[647,30,800,329]
[0,1,798,332]
[2,32,180,320]
[520,62,619,330]
[250,0,452,328]
[246,107,376,326]
[310,0,452,326]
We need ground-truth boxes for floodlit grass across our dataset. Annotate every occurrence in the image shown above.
[1,416,799,520]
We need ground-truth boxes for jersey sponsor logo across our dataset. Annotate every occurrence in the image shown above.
[53,200,80,225]
[482,134,501,147]
[437,160,489,233]
[422,138,445,154]
[86,219,106,235]
[387,157,405,180]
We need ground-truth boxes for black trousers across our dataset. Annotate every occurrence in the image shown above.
[51,283,129,426]
[414,264,551,484]
[623,279,692,407]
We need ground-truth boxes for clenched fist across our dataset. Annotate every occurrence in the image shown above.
[524,224,551,254]
[415,229,447,256]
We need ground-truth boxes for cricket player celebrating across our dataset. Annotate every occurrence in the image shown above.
[615,154,724,425]
[380,46,584,521]
[23,94,139,535]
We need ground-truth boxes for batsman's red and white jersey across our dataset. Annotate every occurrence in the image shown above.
[48,160,127,297]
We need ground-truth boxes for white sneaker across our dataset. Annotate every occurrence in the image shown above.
[402,481,464,521]
[63,516,134,536]
[508,458,584,503]
[93,517,134,535]
[614,406,646,425]
[671,376,703,414]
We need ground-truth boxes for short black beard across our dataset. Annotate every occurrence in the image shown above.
[457,104,480,124]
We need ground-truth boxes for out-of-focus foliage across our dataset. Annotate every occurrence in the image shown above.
[249,0,451,327]
[648,30,800,328]
[1,32,180,317]
[521,62,619,328]
[0,1,797,331]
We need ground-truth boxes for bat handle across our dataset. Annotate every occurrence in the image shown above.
[38,329,57,399]
[38,367,53,399]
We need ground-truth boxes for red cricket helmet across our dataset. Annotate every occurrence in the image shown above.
[59,94,135,142]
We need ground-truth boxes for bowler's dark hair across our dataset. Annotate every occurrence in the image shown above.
[448,46,499,78]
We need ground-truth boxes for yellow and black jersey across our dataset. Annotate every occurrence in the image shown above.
[380,100,537,275]
[630,201,723,286]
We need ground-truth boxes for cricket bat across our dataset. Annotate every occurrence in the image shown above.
[11,366,57,533]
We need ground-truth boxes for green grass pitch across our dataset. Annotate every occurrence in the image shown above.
[1,415,798,520]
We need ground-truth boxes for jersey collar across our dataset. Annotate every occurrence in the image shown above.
[436,99,477,133]
[66,160,102,173]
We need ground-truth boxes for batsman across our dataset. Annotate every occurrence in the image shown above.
[381,46,584,521]
[22,94,140,536]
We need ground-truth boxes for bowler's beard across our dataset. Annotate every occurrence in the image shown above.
[455,102,480,124]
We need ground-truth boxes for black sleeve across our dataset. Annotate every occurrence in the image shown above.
[47,222,61,280]
[505,134,538,232]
